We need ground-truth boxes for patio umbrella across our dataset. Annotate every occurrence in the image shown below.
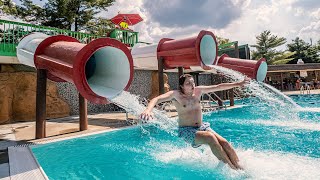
[110,14,143,26]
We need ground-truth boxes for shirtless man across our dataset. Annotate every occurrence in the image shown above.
[140,74,248,169]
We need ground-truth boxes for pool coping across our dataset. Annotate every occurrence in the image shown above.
[8,125,136,179]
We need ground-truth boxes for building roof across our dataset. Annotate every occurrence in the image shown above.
[268,63,320,72]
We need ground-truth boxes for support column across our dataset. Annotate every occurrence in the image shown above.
[195,73,199,86]
[229,88,234,106]
[280,72,284,91]
[234,42,239,58]
[217,97,223,107]
[79,93,88,131]
[36,69,47,139]
[158,57,165,95]
[178,67,184,78]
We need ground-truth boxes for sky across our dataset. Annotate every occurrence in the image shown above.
[5,0,320,50]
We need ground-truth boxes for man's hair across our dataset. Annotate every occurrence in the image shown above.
[179,74,193,93]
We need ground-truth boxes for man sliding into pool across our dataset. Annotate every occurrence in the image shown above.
[140,74,249,169]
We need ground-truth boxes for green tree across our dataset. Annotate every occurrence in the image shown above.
[268,51,296,65]
[0,0,17,15]
[15,0,45,23]
[82,17,115,36]
[287,37,320,63]
[251,30,287,63]
[317,40,320,51]
[12,0,115,31]
[216,35,230,45]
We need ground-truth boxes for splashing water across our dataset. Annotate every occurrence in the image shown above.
[112,65,305,132]
[111,91,178,134]
[211,65,301,121]
[262,83,299,107]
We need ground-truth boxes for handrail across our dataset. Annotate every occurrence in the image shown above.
[300,86,304,94]
[201,92,227,111]
[218,41,238,49]
[306,85,311,94]
[300,85,311,94]
[109,28,139,47]
[233,89,241,99]
[0,19,99,57]
[0,19,139,58]
[212,92,227,109]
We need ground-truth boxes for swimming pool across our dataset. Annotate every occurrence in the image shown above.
[31,95,320,179]
[289,94,320,108]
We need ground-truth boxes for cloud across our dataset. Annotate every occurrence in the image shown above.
[298,20,320,41]
[6,0,320,50]
[142,0,242,29]
[100,0,319,49]
[310,8,320,19]
[293,0,320,10]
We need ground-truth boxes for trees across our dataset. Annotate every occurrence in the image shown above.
[251,30,287,64]
[287,37,320,63]
[216,36,230,45]
[14,0,45,23]
[267,51,296,65]
[0,0,17,15]
[12,0,115,31]
[82,17,115,36]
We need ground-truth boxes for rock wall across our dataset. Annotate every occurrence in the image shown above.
[0,68,70,124]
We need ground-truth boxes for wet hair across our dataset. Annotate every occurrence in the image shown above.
[179,74,193,94]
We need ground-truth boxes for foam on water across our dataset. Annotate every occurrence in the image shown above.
[297,107,320,112]
[107,65,319,179]
[214,118,320,131]
[148,139,320,180]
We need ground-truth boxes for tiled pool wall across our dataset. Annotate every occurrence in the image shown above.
[56,70,218,115]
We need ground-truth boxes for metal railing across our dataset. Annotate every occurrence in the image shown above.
[0,19,100,57]
[0,19,140,58]
[233,88,244,99]
[109,29,139,47]
[201,92,226,112]
[300,85,311,94]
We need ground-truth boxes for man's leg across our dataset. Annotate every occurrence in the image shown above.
[194,131,236,169]
[210,130,242,169]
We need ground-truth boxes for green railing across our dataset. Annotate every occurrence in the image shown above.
[109,29,138,47]
[218,41,238,50]
[0,19,139,58]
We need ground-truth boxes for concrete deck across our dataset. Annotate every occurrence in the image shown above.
[283,89,320,95]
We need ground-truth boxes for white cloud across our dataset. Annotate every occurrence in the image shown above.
[294,7,305,17]
[3,0,320,50]
[298,20,320,40]
[310,8,320,19]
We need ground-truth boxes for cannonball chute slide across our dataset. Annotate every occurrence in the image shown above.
[17,32,134,104]
[131,30,267,81]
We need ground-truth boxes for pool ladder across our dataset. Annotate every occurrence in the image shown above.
[300,85,311,94]
[200,92,227,112]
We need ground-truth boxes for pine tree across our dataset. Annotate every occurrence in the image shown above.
[251,30,286,64]
[287,37,320,63]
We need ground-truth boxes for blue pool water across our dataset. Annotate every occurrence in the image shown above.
[32,95,320,179]
[289,94,320,108]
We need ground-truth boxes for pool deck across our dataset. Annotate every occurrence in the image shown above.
[282,89,320,95]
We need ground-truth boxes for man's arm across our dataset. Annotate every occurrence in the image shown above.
[197,78,249,94]
[140,91,175,120]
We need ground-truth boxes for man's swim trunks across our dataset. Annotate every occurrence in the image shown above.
[178,122,212,148]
